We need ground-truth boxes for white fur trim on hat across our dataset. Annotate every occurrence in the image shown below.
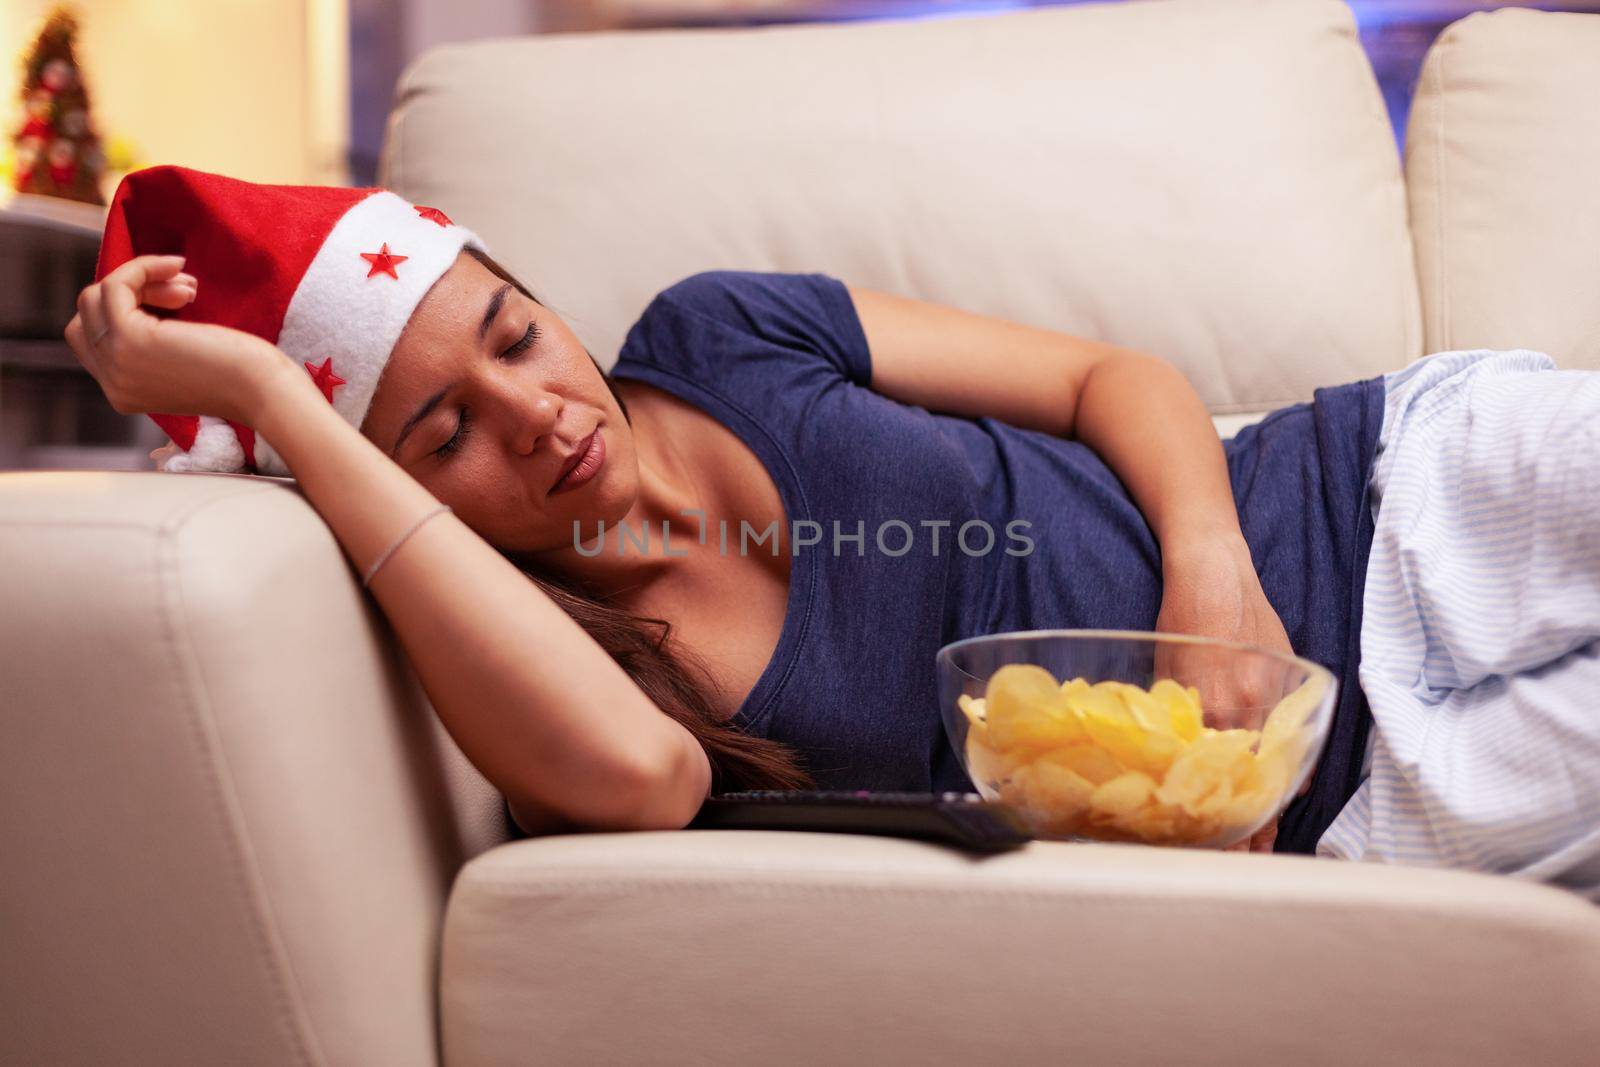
[274,190,486,444]
[160,415,244,473]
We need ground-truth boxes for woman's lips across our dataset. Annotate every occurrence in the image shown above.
[550,429,604,495]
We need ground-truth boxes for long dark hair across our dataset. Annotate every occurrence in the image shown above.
[465,246,816,794]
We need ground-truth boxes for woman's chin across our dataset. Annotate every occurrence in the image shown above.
[554,483,632,533]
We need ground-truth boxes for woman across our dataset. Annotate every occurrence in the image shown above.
[69,168,1600,893]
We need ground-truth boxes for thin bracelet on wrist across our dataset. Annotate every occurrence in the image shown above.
[362,504,452,588]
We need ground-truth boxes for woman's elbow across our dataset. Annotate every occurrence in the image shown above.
[543,731,711,834]
[616,731,713,831]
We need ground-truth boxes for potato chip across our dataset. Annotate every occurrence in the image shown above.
[1077,705,1154,770]
[1149,678,1204,742]
[1036,741,1123,785]
[1107,682,1172,736]
[963,718,1011,790]
[1032,759,1098,811]
[1089,770,1157,819]
[1260,676,1320,773]
[985,665,1087,752]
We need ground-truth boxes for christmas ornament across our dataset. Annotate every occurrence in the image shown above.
[46,138,75,185]
[21,89,54,139]
[95,165,485,475]
[14,136,41,185]
[40,57,75,92]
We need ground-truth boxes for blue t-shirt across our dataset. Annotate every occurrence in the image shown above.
[607,270,1383,853]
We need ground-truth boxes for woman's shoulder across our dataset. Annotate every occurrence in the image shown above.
[616,269,871,388]
[642,268,852,329]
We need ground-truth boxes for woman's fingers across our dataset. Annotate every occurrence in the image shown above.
[64,257,207,419]
[69,255,179,410]
[75,281,109,354]
[100,254,187,331]
[148,441,184,468]
[73,254,186,355]
[139,275,198,311]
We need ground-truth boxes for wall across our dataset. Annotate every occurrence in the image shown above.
[1,0,348,190]
[349,0,540,183]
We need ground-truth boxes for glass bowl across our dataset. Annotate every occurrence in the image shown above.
[935,630,1337,849]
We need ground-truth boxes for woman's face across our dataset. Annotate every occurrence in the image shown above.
[361,250,638,554]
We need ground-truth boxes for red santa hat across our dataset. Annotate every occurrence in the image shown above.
[95,165,487,475]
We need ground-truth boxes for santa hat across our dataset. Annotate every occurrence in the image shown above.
[95,165,487,476]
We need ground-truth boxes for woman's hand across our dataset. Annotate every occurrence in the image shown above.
[64,254,287,426]
[1154,532,1306,853]
[1156,532,1293,667]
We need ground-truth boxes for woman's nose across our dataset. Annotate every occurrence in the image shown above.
[505,388,561,456]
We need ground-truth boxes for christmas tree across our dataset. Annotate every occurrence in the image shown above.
[11,7,105,205]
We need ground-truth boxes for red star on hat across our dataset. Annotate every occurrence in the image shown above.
[360,243,408,279]
[415,205,452,227]
[304,357,347,402]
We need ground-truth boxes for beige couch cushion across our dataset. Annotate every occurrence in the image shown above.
[442,830,1600,1066]
[1407,7,1600,366]
[382,0,1420,417]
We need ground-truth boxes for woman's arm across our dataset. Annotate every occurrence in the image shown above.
[250,368,713,833]
[69,255,712,835]
[847,286,1256,559]
[848,286,1293,653]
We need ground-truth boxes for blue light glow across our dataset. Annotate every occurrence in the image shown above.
[834,0,1047,23]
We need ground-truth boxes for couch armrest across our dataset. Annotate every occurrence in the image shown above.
[443,830,1600,1065]
[0,471,507,1067]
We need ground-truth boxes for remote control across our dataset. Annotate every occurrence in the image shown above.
[687,789,1034,852]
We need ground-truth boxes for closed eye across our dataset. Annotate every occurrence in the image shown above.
[502,321,540,359]
[434,406,473,459]
[430,321,541,460]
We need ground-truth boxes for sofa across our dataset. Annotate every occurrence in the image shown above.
[4,1,1600,1064]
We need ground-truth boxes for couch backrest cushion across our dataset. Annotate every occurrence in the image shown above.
[381,0,1420,417]
[1406,8,1600,367]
